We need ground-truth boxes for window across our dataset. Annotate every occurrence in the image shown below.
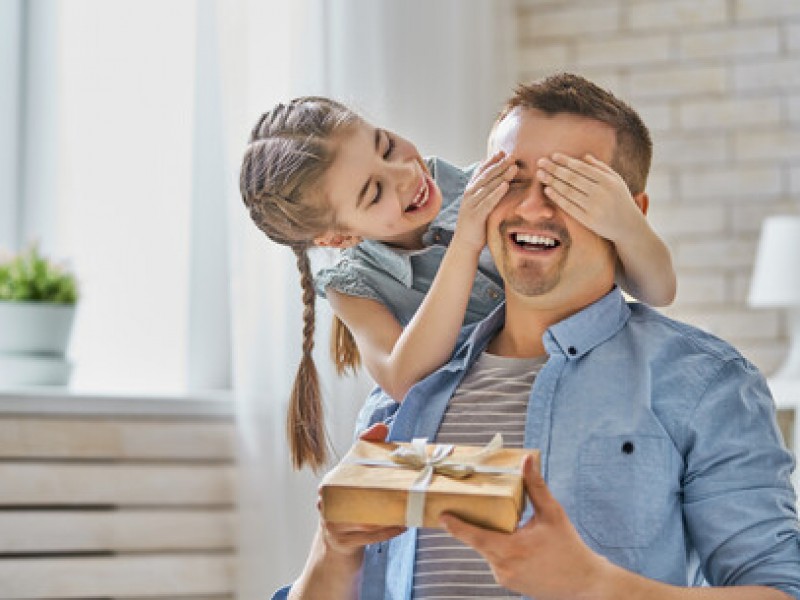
[4,0,230,395]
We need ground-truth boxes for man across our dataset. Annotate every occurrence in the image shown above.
[278,73,800,600]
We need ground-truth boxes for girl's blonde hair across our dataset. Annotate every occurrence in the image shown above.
[239,96,362,471]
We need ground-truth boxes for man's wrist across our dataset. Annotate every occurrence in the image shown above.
[577,555,625,600]
[321,536,365,568]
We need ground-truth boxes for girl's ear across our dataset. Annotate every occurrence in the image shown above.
[313,232,363,249]
[633,192,649,215]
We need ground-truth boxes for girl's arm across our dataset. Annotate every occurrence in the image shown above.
[328,153,517,402]
[536,153,676,306]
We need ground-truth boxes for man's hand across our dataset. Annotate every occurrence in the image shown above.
[440,454,610,599]
[359,422,390,442]
[318,421,404,557]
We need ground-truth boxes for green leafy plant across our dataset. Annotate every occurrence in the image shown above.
[0,245,79,304]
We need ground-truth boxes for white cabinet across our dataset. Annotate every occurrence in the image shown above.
[0,392,237,599]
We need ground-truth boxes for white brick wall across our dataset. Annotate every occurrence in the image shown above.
[519,4,621,39]
[652,132,728,167]
[627,0,728,30]
[734,58,800,92]
[678,166,782,199]
[789,95,800,123]
[735,0,800,21]
[679,97,782,130]
[516,0,800,374]
[788,24,800,52]
[576,35,671,68]
[626,66,728,99]
[679,26,780,60]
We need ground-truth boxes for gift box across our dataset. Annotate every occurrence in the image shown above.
[320,435,539,533]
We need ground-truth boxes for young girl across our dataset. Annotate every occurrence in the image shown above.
[239,96,676,470]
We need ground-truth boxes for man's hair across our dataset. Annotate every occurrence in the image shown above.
[494,73,652,195]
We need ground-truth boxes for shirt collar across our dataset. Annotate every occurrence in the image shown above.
[452,286,631,366]
[543,286,631,359]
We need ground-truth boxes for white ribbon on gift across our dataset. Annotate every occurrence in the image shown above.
[351,433,518,528]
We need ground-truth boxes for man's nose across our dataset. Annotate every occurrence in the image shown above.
[515,183,556,218]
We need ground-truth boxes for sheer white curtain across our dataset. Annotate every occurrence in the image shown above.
[216,1,516,596]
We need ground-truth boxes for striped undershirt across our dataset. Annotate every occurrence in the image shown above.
[411,351,545,600]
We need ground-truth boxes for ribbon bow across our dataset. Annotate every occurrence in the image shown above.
[389,433,505,527]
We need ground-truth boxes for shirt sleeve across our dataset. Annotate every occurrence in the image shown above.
[270,585,291,599]
[354,385,401,438]
[681,358,800,598]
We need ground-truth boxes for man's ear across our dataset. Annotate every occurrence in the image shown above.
[313,231,362,249]
[633,192,649,215]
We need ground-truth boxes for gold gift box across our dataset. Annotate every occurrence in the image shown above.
[320,439,539,533]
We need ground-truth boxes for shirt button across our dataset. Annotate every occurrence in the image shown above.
[488,289,500,300]
[622,441,635,454]
[433,233,442,243]
[567,346,577,356]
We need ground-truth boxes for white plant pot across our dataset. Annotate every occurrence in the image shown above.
[0,354,73,386]
[0,301,76,355]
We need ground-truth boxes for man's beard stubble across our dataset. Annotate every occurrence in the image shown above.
[497,218,571,298]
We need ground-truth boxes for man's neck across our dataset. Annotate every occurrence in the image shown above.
[487,284,614,359]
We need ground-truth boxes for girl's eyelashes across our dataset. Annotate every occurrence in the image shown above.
[382,134,395,159]
[370,183,382,206]
[368,133,395,206]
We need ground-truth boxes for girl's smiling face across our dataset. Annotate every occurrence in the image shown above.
[313,120,443,250]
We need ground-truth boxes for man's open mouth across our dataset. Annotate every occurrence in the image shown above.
[511,233,560,250]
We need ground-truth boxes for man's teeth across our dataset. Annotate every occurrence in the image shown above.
[513,233,557,247]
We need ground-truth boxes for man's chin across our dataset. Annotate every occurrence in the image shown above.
[505,274,560,298]
[500,259,561,297]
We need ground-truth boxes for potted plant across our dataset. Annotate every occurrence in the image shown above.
[0,244,79,385]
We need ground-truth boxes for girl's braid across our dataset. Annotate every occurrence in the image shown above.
[288,246,327,469]
[239,97,362,470]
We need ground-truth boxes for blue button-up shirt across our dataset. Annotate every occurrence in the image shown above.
[273,288,800,600]
[355,288,800,600]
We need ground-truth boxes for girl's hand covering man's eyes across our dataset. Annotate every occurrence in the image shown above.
[453,151,518,252]
[536,153,645,244]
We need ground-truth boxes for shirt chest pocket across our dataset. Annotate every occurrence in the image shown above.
[577,435,675,549]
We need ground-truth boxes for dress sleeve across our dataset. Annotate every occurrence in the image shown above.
[681,358,800,598]
[314,257,382,302]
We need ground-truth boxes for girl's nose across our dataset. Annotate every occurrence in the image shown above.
[391,160,418,193]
